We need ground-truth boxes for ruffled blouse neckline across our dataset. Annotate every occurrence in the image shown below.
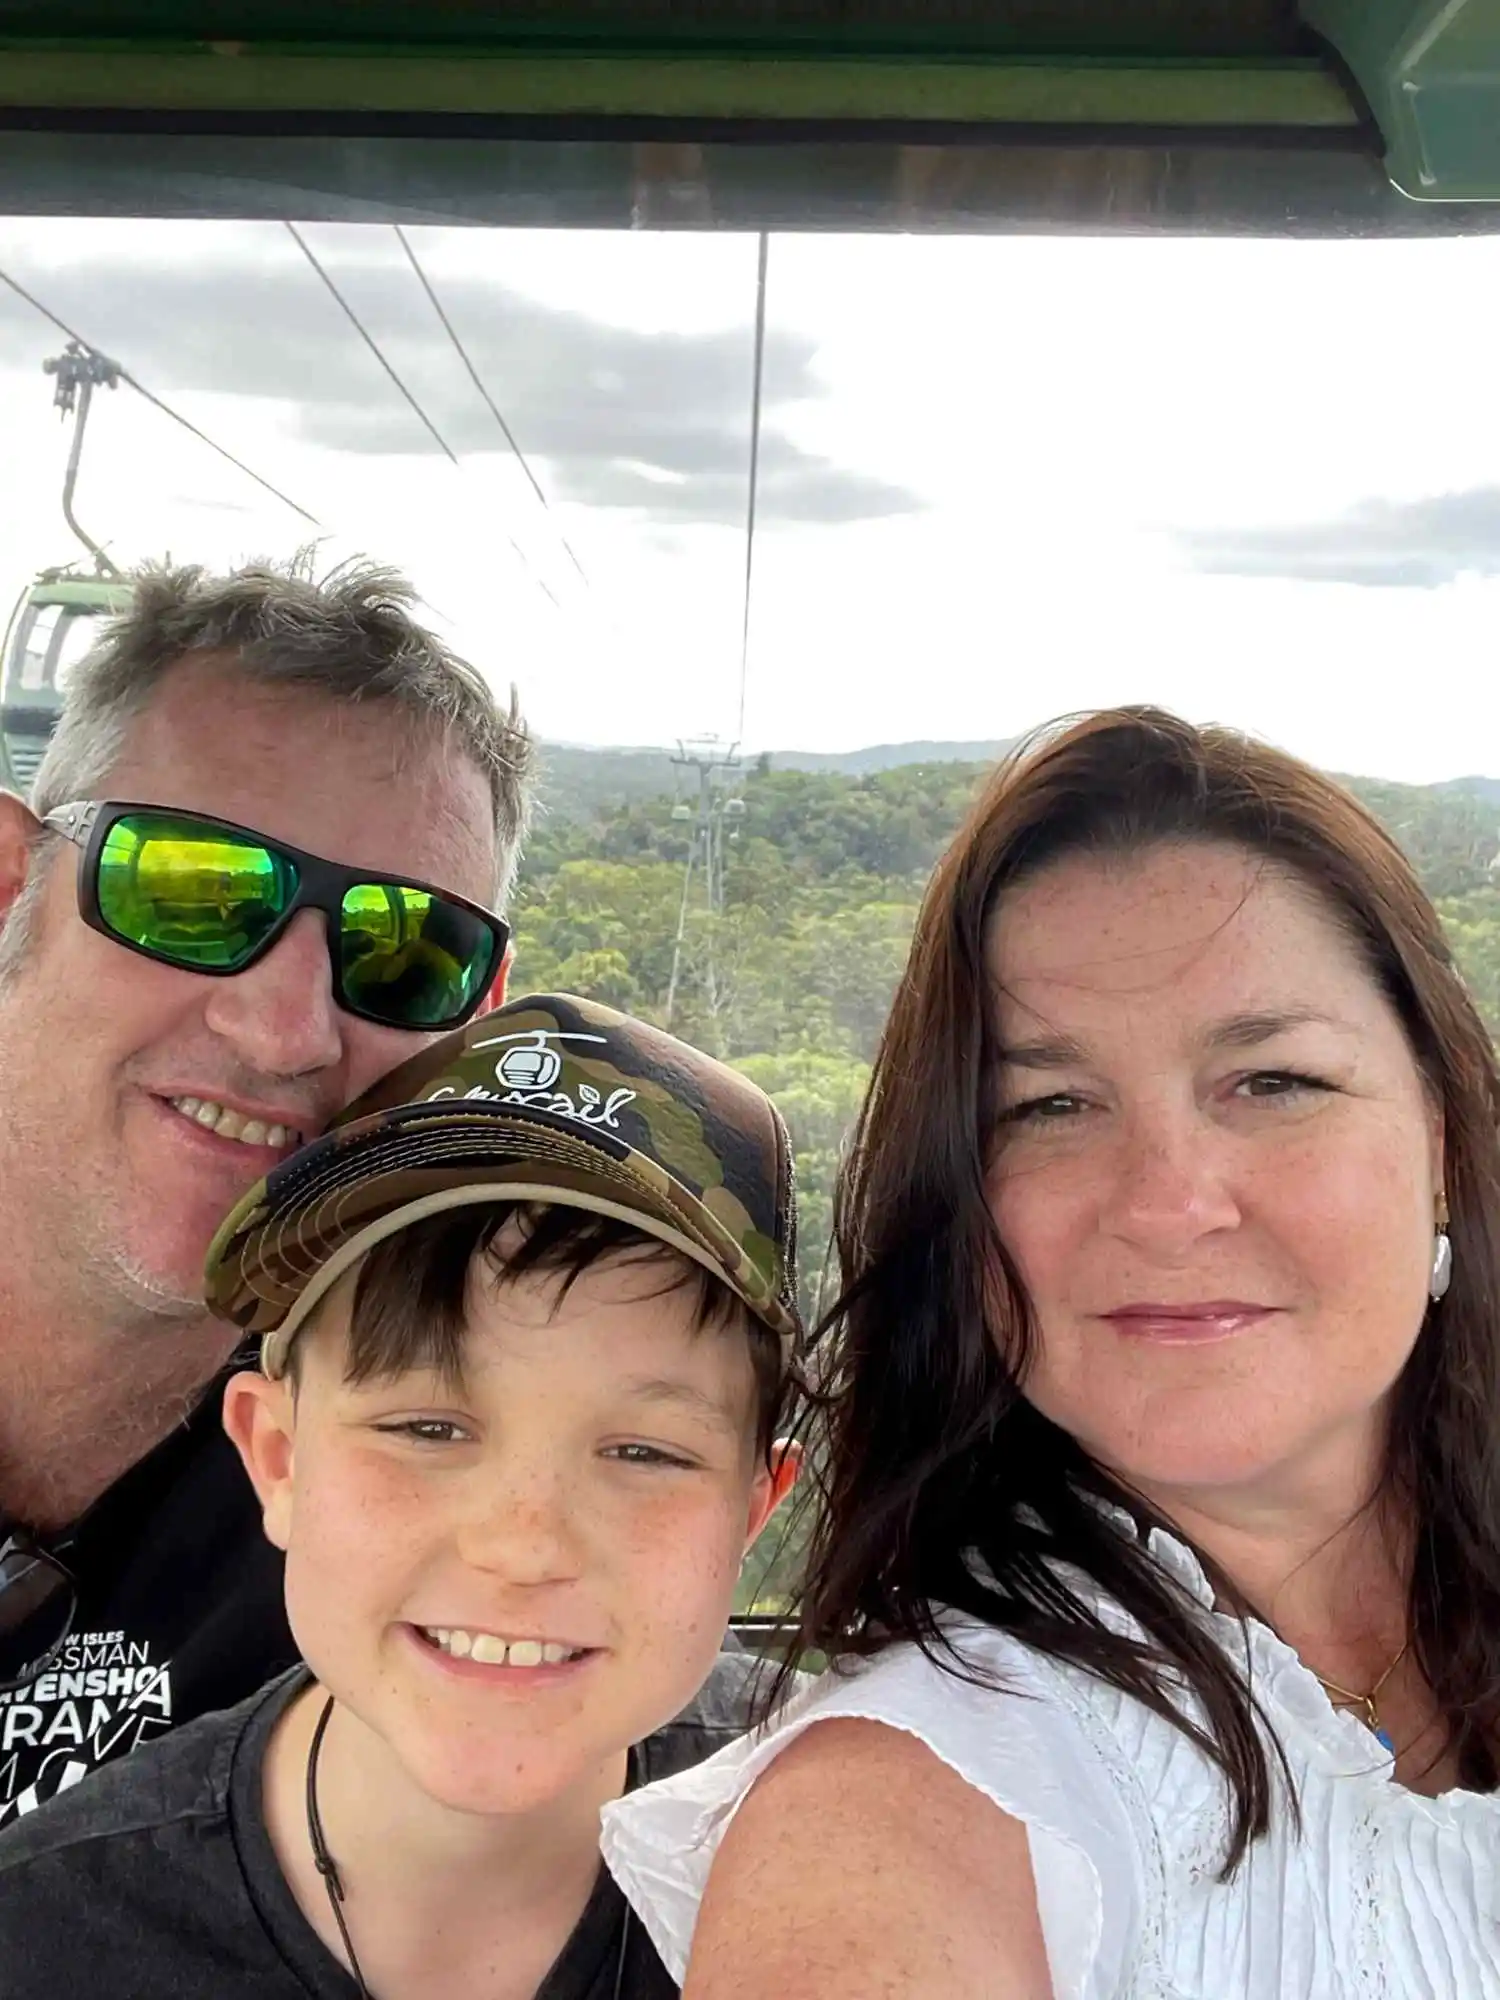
[1080,1500,1499,1825]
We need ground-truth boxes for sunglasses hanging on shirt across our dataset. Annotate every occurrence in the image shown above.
[43,800,509,1033]
[0,1527,76,1693]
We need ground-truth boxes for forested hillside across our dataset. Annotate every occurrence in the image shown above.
[511,752,1500,1328]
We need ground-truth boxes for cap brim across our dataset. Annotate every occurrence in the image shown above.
[207,1100,797,1375]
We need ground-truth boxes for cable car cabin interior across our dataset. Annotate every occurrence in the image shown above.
[0,0,1496,1652]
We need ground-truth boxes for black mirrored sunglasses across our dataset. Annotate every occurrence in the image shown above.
[0,1528,77,1695]
[43,800,509,1032]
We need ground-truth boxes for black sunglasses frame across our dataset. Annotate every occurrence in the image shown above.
[0,1527,77,1696]
[43,799,510,1032]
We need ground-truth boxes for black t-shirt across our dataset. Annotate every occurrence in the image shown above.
[0,1360,296,1831]
[0,1650,763,1998]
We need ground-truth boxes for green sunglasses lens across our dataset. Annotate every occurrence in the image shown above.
[339,882,494,1026]
[96,814,295,968]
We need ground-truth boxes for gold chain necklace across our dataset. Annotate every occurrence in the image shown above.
[1309,1640,1408,1753]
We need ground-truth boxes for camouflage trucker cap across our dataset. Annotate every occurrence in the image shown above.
[205,993,801,1378]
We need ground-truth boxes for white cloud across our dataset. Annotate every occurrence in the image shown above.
[1,217,1497,780]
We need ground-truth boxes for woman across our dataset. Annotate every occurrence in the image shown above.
[602,707,1500,1999]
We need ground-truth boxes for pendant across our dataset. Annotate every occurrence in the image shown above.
[1374,1724,1395,1754]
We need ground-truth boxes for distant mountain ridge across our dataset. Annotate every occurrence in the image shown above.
[536,738,1500,821]
[768,740,1014,775]
[1436,775,1500,805]
[536,738,1012,818]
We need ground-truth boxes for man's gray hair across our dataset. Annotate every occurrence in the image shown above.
[30,551,533,902]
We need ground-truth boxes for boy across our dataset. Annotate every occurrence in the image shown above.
[0,995,801,1999]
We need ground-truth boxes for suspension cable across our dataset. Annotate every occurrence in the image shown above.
[738,233,770,745]
[394,225,588,590]
[284,222,457,466]
[0,263,321,525]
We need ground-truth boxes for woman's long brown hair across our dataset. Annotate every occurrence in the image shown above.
[791,706,1500,1871]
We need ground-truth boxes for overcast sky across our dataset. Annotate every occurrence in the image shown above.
[1,216,1497,782]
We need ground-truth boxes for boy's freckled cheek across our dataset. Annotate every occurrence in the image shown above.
[624,1487,741,1562]
[614,1495,745,1626]
[290,1457,434,1576]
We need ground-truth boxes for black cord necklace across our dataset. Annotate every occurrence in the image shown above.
[305,1694,633,2000]
[307,1695,373,2000]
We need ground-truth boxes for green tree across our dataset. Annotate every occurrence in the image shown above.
[734,1049,873,1321]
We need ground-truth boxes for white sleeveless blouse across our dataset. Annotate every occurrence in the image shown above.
[601,1522,1500,1997]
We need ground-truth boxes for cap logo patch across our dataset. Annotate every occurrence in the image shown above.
[493,1037,565,1090]
[423,1027,639,1133]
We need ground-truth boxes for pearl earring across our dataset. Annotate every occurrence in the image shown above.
[1430,1192,1452,1303]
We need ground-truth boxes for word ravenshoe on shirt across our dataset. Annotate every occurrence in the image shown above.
[0,1361,294,1830]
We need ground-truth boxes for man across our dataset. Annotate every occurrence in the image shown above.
[0,554,531,1826]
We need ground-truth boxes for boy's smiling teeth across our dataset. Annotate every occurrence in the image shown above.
[421,1628,583,1667]
[169,1095,301,1149]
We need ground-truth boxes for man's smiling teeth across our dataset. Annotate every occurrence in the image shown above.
[169,1096,301,1148]
[422,1629,583,1667]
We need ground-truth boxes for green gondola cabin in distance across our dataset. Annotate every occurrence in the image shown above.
[1,329,130,796]
[0,572,129,795]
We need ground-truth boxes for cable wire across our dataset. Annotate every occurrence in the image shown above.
[390,226,563,610]
[738,233,770,745]
[392,225,590,589]
[284,221,458,466]
[289,223,560,612]
[0,263,321,526]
